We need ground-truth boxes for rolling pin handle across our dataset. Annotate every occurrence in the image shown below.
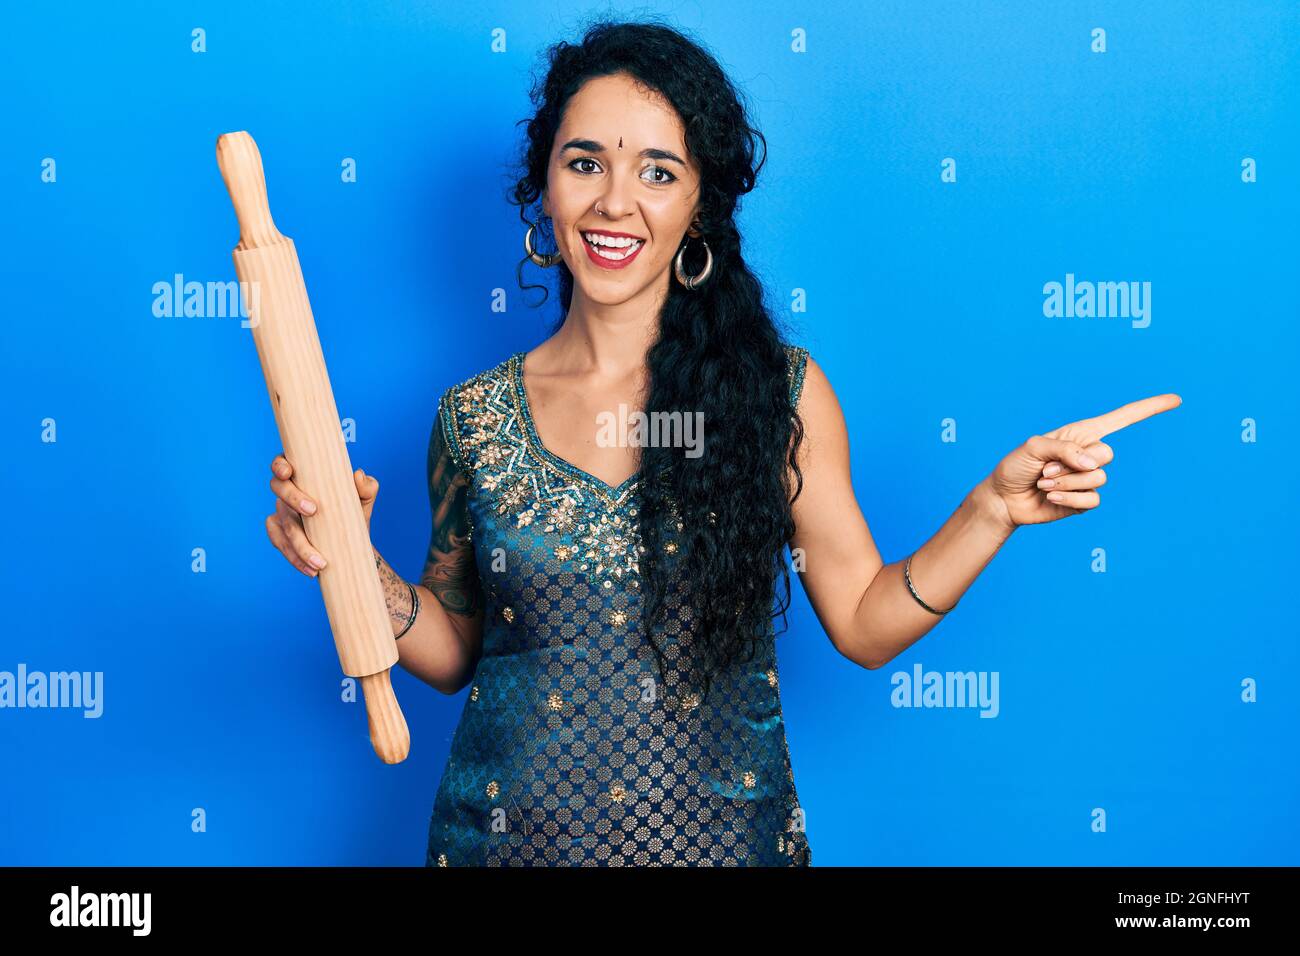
[361,669,411,765]
[215,131,286,250]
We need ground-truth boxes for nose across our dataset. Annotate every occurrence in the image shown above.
[596,168,636,220]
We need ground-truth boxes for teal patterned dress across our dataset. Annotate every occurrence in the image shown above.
[424,345,812,866]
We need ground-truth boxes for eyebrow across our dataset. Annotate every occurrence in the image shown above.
[559,138,687,167]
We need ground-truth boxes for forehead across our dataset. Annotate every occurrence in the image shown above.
[558,73,687,147]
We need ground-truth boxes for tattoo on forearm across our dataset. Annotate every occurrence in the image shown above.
[421,417,483,618]
[374,549,415,631]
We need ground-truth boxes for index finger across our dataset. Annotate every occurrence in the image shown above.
[1085,393,1182,439]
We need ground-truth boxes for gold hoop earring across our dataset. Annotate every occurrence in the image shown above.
[673,234,713,290]
[524,220,562,268]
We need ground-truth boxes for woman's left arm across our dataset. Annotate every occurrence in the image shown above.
[788,356,1180,671]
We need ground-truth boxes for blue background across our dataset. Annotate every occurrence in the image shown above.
[2,0,1296,865]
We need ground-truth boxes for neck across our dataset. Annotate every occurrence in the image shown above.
[544,275,668,376]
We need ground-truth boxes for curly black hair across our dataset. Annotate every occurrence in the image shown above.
[505,17,805,701]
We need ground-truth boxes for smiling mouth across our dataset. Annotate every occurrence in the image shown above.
[581,231,645,261]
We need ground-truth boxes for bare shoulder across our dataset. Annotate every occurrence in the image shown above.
[795,354,850,460]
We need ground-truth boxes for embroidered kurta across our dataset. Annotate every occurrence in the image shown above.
[424,345,812,866]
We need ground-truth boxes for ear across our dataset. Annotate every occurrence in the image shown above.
[541,189,549,219]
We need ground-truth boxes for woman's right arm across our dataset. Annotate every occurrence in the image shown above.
[266,409,484,696]
[375,413,484,694]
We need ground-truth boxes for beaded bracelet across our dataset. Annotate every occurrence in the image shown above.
[904,552,957,615]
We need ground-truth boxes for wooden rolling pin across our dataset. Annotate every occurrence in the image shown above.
[216,130,410,764]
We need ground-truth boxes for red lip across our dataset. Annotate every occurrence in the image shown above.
[581,233,645,270]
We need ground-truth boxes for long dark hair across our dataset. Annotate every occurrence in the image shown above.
[506,18,805,700]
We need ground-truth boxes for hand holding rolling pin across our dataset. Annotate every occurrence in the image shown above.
[266,457,378,578]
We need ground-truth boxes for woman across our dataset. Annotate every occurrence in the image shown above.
[263,20,1179,866]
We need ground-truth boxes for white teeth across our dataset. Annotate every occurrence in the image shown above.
[584,234,643,260]
[584,232,640,248]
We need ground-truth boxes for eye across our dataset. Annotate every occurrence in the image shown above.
[642,166,677,184]
[568,157,600,175]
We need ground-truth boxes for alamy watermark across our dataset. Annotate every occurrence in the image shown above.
[890,662,999,718]
[1043,272,1151,328]
[595,405,704,457]
[50,885,150,935]
[152,273,259,327]
[0,664,103,718]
